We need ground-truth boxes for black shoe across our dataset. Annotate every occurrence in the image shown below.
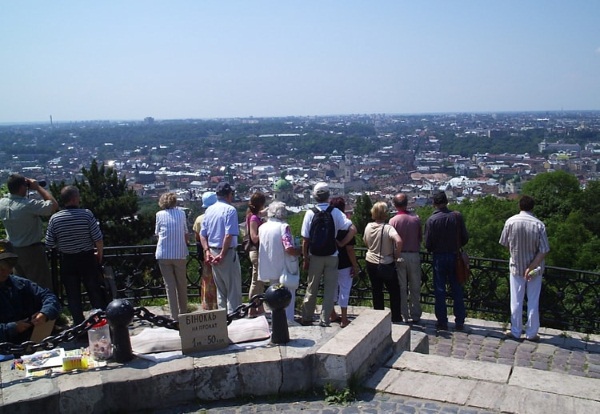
[435,322,448,331]
[455,323,464,331]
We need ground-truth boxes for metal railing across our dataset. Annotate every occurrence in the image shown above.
[50,245,600,334]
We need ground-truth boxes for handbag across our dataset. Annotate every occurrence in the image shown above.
[243,216,257,253]
[279,255,300,290]
[279,223,300,290]
[376,224,397,281]
[454,212,470,284]
[456,250,470,285]
[242,234,252,253]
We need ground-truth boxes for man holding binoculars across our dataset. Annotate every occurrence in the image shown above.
[0,174,58,290]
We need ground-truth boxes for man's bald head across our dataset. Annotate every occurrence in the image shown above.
[393,193,408,210]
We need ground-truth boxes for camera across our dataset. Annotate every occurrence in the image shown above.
[27,180,46,188]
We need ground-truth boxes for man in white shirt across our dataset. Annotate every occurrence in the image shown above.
[300,182,356,327]
[499,195,550,342]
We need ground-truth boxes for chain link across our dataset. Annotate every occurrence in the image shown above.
[134,307,180,330]
[0,297,267,356]
[0,310,105,356]
[226,294,265,324]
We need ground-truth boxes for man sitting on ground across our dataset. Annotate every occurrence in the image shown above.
[0,240,61,345]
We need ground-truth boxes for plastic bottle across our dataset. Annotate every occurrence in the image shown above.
[87,319,113,360]
[527,266,542,280]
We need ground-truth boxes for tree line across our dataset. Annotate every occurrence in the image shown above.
[1,160,598,272]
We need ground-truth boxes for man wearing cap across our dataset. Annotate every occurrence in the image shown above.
[300,182,356,327]
[0,174,58,290]
[199,183,242,312]
[192,191,218,310]
[45,186,107,326]
[424,191,469,331]
[0,240,61,344]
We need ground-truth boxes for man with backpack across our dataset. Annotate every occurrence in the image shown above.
[300,182,356,327]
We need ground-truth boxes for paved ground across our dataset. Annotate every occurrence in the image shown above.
[147,312,600,413]
[154,391,497,413]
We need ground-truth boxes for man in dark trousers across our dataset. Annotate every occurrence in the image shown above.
[46,186,106,326]
[424,191,469,331]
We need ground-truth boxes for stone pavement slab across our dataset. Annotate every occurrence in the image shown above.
[388,351,512,383]
[509,366,600,401]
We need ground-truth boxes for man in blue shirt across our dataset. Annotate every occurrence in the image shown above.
[0,239,61,345]
[200,182,242,312]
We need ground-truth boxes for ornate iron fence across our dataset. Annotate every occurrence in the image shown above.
[50,245,600,334]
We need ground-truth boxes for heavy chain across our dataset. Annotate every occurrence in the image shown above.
[0,297,267,356]
[226,294,265,324]
[134,307,180,330]
[0,310,105,356]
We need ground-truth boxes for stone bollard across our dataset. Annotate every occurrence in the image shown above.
[264,284,292,344]
[105,299,135,363]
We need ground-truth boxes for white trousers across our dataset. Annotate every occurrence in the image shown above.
[509,273,542,339]
[334,267,353,308]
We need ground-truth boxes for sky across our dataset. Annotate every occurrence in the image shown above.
[1,1,599,123]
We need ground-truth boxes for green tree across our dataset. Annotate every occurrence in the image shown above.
[51,159,155,246]
[352,194,373,236]
[457,197,515,260]
[522,170,581,220]
[575,180,600,236]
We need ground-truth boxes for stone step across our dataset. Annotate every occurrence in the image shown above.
[0,308,395,412]
[365,350,600,413]
[314,308,392,388]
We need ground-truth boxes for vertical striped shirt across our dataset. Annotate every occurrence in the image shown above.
[46,207,103,253]
[499,211,550,277]
[155,207,189,260]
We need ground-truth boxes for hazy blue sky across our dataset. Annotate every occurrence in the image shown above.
[1,1,599,123]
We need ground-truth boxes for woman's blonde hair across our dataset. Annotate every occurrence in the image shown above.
[158,192,178,209]
[371,201,389,221]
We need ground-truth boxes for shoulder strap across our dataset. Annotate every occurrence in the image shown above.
[379,224,386,264]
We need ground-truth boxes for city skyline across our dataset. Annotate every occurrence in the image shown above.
[1,1,599,124]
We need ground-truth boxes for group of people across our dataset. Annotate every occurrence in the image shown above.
[0,174,108,344]
[190,181,361,328]
[0,171,550,345]
[363,189,549,342]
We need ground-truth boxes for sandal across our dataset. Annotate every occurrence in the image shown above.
[340,320,350,328]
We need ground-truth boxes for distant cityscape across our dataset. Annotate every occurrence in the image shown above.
[1,111,599,212]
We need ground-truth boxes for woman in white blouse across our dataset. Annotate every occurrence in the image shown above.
[155,192,189,319]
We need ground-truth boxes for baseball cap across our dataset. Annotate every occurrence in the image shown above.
[0,240,19,261]
[201,191,217,208]
[215,182,233,196]
[313,182,329,197]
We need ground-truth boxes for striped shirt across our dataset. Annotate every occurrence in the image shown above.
[155,207,189,260]
[46,207,103,253]
[499,211,550,277]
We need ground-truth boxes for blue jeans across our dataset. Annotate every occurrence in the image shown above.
[433,253,465,326]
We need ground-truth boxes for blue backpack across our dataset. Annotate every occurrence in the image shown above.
[308,206,337,256]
